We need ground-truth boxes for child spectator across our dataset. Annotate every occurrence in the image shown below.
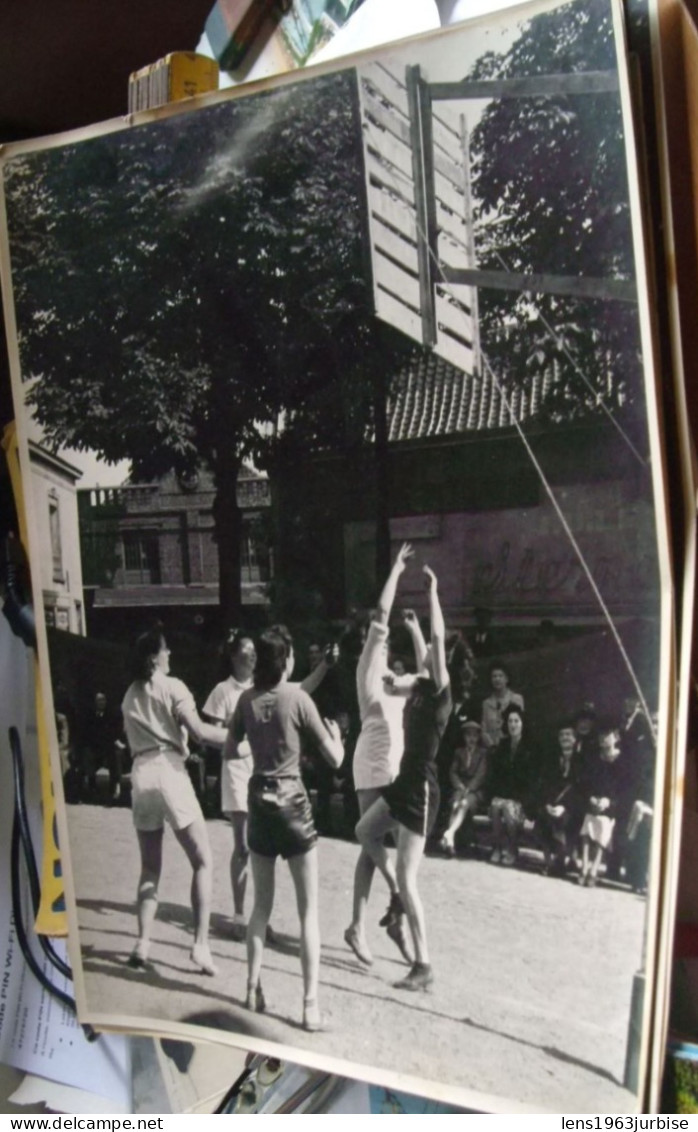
[577,722,624,887]
[438,719,489,857]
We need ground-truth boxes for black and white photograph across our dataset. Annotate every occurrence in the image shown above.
[0,0,673,1112]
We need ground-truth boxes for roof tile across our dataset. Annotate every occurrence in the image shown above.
[387,351,540,441]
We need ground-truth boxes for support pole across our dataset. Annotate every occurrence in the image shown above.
[406,64,437,347]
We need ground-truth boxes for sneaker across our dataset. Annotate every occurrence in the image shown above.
[393,962,434,992]
[191,944,218,976]
[490,847,502,865]
[501,848,517,866]
[379,892,405,928]
[344,925,373,966]
[127,947,152,971]
[386,916,412,964]
[439,837,455,859]
[245,983,266,1013]
[302,999,328,1033]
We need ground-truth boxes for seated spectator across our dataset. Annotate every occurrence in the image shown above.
[618,697,656,893]
[573,703,598,772]
[625,798,653,895]
[438,720,489,857]
[534,719,584,877]
[577,721,625,887]
[481,660,524,748]
[485,703,534,866]
[79,691,125,803]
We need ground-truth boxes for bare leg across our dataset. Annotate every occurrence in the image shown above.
[354,796,411,965]
[392,823,433,992]
[490,805,503,862]
[579,834,590,882]
[395,824,429,964]
[174,817,216,975]
[501,806,520,864]
[355,796,400,889]
[589,843,604,880]
[247,852,275,997]
[106,743,120,798]
[442,795,471,847]
[229,811,249,920]
[133,828,163,962]
[288,847,320,1019]
[460,798,478,847]
[348,789,398,959]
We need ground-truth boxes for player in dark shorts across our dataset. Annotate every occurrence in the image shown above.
[224,628,343,1032]
[356,566,451,992]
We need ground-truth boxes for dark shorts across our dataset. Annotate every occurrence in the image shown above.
[382,774,440,839]
[247,775,317,860]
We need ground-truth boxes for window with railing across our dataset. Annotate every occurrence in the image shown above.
[120,530,162,585]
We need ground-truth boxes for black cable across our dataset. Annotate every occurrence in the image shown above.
[213,1063,256,1114]
[8,726,98,1041]
[10,726,72,981]
[10,812,77,1016]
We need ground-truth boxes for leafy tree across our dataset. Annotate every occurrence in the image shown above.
[4,70,409,623]
[469,0,645,430]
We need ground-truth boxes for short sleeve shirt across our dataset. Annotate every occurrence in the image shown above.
[122,672,195,758]
[232,682,331,779]
[203,675,252,757]
[353,621,405,790]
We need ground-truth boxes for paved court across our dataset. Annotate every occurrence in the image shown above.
[67,804,648,1112]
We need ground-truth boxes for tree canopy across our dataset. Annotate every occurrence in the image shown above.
[468,0,645,425]
[6,71,380,476]
[4,69,411,618]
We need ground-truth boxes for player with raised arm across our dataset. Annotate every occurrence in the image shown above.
[356,565,452,991]
[224,627,343,1032]
[343,542,414,968]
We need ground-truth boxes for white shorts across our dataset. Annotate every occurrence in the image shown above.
[131,750,202,832]
[221,753,253,815]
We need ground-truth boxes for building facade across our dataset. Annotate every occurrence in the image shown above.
[28,440,85,635]
[78,464,272,638]
[75,353,657,646]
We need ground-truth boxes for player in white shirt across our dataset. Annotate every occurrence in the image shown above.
[121,625,227,976]
[202,631,256,939]
[344,542,414,968]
